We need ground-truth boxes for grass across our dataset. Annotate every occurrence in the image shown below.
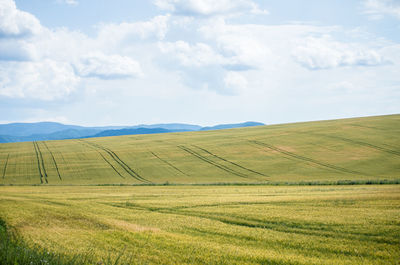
[0,114,399,185]
[0,114,399,264]
[0,185,399,264]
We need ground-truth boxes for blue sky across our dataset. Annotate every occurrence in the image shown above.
[1,0,399,126]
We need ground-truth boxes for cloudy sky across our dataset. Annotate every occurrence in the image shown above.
[0,0,399,126]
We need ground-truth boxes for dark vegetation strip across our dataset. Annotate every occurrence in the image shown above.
[1,179,399,187]
[178,145,249,179]
[79,140,151,183]
[32,142,43,184]
[192,145,269,177]
[2,154,9,179]
[42,142,62,181]
[250,140,365,176]
[150,151,187,176]
[312,132,400,157]
[35,142,48,183]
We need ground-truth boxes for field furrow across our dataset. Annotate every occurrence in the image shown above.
[178,145,250,179]
[32,142,44,184]
[150,151,187,176]
[250,140,366,176]
[1,154,8,179]
[42,142,62,180]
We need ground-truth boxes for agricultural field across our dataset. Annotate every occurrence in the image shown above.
[0,185,399,264]
[0,114,399,185]
[0,114,399,264]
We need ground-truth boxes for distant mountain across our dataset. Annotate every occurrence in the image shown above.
[91,128,172,138]
[0,122,126,137]
[201,122,264,131]
[128,123,202,131]
[0,121,265,143]
[0,122,86,137]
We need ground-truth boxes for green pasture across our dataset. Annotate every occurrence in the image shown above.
[0,114,399,185]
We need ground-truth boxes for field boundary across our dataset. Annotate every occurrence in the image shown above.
[1,179,399,187]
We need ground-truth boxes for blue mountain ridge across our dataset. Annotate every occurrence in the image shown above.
[0,121,265,143]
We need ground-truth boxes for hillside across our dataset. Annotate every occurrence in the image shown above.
[0,114,399,185]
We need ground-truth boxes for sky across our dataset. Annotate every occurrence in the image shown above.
[0,0,399,126]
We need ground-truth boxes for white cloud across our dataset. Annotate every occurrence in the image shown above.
[0,60,79,100]
[159,41,223,67]
[363,0,400,20]
[98,15,169,48]
[0,38,37,61]
[154,0,268,17]
[292,36,387,70]
[74,53,143,79]
[224,71,247,91]
[58,0,78,5]
[0,0,41,38]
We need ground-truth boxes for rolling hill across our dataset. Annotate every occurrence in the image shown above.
[0,114,399,185]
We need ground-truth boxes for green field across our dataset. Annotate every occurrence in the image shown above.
[0,185,399,264]
[0,115,399,264]
[1,114,399,185]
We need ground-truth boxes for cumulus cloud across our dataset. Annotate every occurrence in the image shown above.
[74,53,143,79]
[0,39,37,61]
[159,41,224,67]
[0,0,42,38]
[0,60,79,100]
[154,0,268,17]
[224,71,247,91]
[98,15,169,47]
[292,36,387,70]
[363,0,400,20]
[58,0,78,5]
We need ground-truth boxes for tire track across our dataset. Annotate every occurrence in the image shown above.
[150,151,187,176]
[79,140,150,183]
[42,142,62,180]
[97,151,125,179]
[178,145,249,179]
[33,142,43,184]
[250,140,365,176]
[78,140,126,179]
[2,154,9,179]
[312,133,400,157]
[192,145,269,178]
[35,142,48,183]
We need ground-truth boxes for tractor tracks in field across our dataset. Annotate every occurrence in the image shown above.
[79,139,150,183]
[178,145,267,179]
[42,142,62,180]
[250,140,365,176]
[310,133,400,157]
[33,141,48,184]
[150,151,187,176]
[2,154,9,179]
[192,145,268,178]
[106,202,395,246]
[97,151,125,179]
